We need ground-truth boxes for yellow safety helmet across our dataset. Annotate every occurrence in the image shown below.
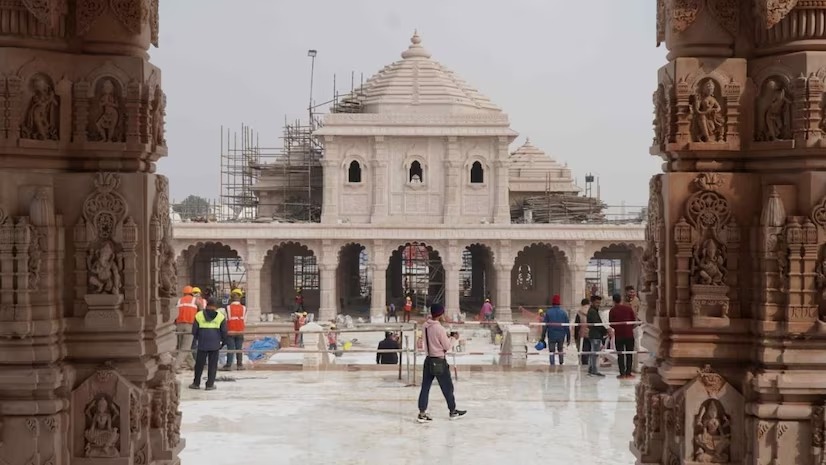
[538,308,545,314]
[231,288,243,297]
[192,287,202,294]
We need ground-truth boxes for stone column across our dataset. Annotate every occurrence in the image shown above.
[0,2,183,464]
[494,264,512,322]
[443,137,461,221]
[493,137,511,224]
[318,263,337,322]
[369,241,388,323]
[371,136,388,223]
[320,157,339,224]
[244,260,263,324]
[632,4,826,465]
[444,264,461,318]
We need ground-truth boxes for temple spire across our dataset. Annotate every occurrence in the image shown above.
[401,29,431,59]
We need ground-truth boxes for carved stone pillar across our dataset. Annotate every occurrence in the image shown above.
[321,156,339,224]
[319,263,337,323]
[493,137,510,224]
[637,2,826,464]
[244,260,263,324]
[443,137,461,221]
[369,241,388,323]
[370,136,388,223]
[494,264,512,322]
[0,2,179,464]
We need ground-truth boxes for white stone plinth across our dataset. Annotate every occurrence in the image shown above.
[500,324,529,368]
[299,322,329,369]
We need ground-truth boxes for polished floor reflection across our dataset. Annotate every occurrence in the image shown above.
[179,368,638,465]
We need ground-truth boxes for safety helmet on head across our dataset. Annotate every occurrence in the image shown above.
[302,312,308,316]
[192,287,202,294]
[183,285,193,295]
[231,288,243,297]
[485,298,491,303]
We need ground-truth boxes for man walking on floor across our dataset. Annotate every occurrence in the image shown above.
[609,293,637,379]
[573,298,591,366]
[189,297,228,391]
[541,294,570,366]
[586,295,610,377]
[417,303,466,423]
[221,288,247,371]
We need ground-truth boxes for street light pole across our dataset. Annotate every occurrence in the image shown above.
[308,49,317,124]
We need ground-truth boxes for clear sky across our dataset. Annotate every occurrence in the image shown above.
[153,0,666,208]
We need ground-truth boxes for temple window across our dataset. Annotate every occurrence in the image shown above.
[409,160,423,183]
[470,161,484,183]
[348,160,362,183]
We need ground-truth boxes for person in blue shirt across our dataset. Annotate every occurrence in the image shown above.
[541,294,571,365]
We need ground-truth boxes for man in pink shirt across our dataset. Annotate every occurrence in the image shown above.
[417,303,467,423]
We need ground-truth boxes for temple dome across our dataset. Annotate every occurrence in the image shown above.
[509,138,580,194]
[355,32,502,115]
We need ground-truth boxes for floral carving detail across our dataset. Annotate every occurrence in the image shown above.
[28,226,43,290]
[129,391,141,435]
[656,0,666,45]
[813,405,825,449]
[83,173,127,241]
[758,0,800,29]
[110,0,147,34]
[150,0,159,46]
[25,417,38,434]
[43,415,57,432]
[812,195,826,228]
[22,0,64,29]
[75,0,107,36]
[706,0,739,36]
[698,365,726,396]
[134,442,148,465]
[670,0,702,33]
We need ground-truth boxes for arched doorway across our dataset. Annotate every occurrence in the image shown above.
[586,244,643,301]
[180,242,245,304]
[460,243,495,315]
[261,242,318,317]
[511,243,569,317]
[387,242,444,314]
[337,243,371,316]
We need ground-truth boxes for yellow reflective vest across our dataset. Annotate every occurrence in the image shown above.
[195,311,225,329]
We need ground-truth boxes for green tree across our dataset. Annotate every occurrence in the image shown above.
[173,195,210,220]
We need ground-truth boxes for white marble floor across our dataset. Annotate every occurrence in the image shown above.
[179,368,638,465]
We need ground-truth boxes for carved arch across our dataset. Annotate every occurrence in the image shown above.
[83,61,131,97]
[175,240,247,266]
[403,155,427,184]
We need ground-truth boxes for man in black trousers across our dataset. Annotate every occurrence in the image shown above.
[189,297,228,391]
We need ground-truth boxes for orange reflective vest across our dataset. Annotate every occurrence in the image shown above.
[227,302,247,334]
[176,295,198,324]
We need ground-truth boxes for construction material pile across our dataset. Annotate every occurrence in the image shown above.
[512,194,607,223]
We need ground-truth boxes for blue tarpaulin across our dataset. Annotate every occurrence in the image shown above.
[247,337,280,361]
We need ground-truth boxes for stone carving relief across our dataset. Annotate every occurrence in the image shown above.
[87,240,123,294]
[88,78,125,143]
[813,194,826,229]
[755,77,792,141]
[74,172,137,318]
[691,79,726,142]
[20,74,59,141]
[72,364,141,459]
[757,0,800,29]
[693,398,732,462]
[76,0,149,36]
[813,404,826,464]
[669,0,702,33]
[84,395,121,457]
[652,84,670,149]
[154,176,177,298]
[676,173,739,320]
[150,0,159,46]
[150,86,166,147]
[656,0,666,45]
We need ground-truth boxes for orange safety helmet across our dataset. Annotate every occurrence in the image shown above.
[182,285,193,295]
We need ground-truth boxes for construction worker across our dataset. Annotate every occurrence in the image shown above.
[192,286,207,309]
[189,297,227,391]
[295,288,305,312]
[222,289,247,371]
[403,296,413,323]
[175,285,199,371]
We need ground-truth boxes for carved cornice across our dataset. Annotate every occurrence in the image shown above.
[172,223,646,244]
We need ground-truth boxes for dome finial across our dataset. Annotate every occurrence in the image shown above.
[401,30,431,59]
[525,137,531,145]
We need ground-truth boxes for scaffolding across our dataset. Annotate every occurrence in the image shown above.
[402,244,445,310]
[220,124,263,221]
